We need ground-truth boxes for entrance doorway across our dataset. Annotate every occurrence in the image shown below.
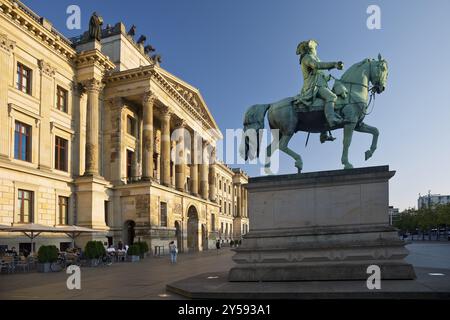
[124,220,136,246]
[187,206,199,252]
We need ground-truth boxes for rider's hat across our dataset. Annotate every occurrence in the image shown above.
[296,39,318,55]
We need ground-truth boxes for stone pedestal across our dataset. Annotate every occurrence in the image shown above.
[228,166,416,281]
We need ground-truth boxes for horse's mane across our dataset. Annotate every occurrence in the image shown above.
[340,59,369,82]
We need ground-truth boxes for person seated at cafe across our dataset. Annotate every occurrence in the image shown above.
[22,248,30,258]
[6,247,18,256]
[106,245,116,253]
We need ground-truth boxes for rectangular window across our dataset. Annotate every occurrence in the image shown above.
[104,200,110,226]
[160,202,168,227]
[211,214,215,231]
[126,149,133,179]
[56,86,68,112]
[55,136,68,171]
[127,116,136,137]
[16,63,32,94]
[229,203,231,215]
[186,177,191,192]
[219,199,222,212]
[58,196,68,225]
[224,201,227,214]
[153,153,158,178]
[14,121,32,162]
[17,190,33,223]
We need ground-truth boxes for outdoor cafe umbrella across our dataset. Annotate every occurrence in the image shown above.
[0,223,105,253]
[54,225,106,248]
[0,223,59,253]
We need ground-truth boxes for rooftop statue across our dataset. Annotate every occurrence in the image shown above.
[127,25,137,37]
[137,35,147,45]
[239,40,388,173]
[88,12,103,41]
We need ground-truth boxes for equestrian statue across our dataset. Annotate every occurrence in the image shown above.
[239,39,388,174]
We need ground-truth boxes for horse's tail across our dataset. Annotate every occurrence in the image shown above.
[239,104,270,161]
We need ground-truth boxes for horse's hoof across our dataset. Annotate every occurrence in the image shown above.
[344,164,354,169]
[365,150,372,161]
[264,167,273,175]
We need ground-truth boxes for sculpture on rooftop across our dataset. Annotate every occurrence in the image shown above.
[127,25,136,37]
[151,54,162,64]
[239,40,389,174]
[137,35,147,45]
[144,45,156,54]
[88,12,103,41]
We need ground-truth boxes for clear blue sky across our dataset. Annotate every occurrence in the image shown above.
[24,0,450,210]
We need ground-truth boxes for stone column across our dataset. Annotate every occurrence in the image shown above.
[109,97,123,183]
[160,106,171,186]
[84,79,102,176]
[241,185,245,218]
[154,130,161,180]
[199,140,209,200]
[236,184,242,217]
[245,189,248,217]
[142,91,156,180]
[208,148,217,202]
[0,34,15,158]
[190,133,199,196]
[73,84,86,176]
[38,60,56,171]
[174,119,187,192]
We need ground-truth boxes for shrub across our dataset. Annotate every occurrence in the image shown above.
[127,244,141,256]
[95,241,106,257]
[137,241,149,255]
[37,245,58,263]
[84,240,105,259]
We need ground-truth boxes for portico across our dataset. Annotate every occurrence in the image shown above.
[100,62,222,251]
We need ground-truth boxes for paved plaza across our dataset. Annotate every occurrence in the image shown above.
[0,248,235,300]
[0,243,449,300]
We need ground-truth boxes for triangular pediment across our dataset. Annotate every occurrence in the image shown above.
[155,67,221,133]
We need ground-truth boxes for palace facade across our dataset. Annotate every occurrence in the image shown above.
[0,0,248,253]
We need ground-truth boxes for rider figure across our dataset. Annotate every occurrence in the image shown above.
[296,40,345,132]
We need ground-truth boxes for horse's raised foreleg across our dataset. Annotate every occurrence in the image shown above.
[354,122,379,160]
[341,123,356,169]
[264,131,280,175]
[279,133,303,173]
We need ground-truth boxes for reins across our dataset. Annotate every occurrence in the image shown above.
[329,65,378,116]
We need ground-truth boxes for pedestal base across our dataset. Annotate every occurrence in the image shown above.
[229,226,416,281]
[229,166,415,281]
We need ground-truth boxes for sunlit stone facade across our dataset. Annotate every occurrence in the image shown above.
[0,0,248,253]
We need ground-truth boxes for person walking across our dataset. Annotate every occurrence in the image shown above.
[169,241,178,264]
[215,239,221,254]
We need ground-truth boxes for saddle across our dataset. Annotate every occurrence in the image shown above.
[294,82,348,113]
